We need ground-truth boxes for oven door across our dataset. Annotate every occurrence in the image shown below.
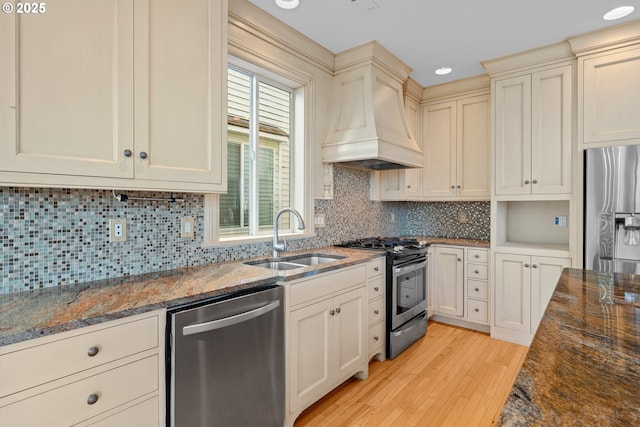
[391,257,428,331]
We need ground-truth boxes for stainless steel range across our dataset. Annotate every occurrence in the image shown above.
[338,237,429,359]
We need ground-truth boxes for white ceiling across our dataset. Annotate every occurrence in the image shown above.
[248,0,640,87]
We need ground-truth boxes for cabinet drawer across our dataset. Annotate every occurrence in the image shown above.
[467,249,488,263]
[368,298,385,326]
[84,396,159,427]
[0,355,158,427]
[467,300,488,323]
[367,258,386,279]
[0,315,159,398]
[289,265,367,307]
[467,280,488,300]
[367,276,385,301]
[467,264,488,280]
[368,322,385,354]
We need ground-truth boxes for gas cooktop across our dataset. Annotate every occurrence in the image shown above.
[337,237,429,260]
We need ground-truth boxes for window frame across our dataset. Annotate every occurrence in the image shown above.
[203,56,313,246]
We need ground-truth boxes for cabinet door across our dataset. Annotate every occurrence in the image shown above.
[433,246,464,317]
[495,75,532,195]
[457,94,490,198]
[582,47,640,144]
[422,101,457,198]
[333,287,366,383]
[531,65,572,194]
[494,253,531,332]
[289,298,333,411]
[133,0,226,188]
[403,96,422,198]
[0,0,134,178]
[530,256,571,332]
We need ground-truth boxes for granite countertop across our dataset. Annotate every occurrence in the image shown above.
[498,268,640,426]
[416,237,489,248]
[0,246,384,347]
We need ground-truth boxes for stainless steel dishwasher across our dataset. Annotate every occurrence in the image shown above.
[167,285,284,427]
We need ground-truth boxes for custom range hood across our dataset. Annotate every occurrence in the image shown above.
[323,41,422,170]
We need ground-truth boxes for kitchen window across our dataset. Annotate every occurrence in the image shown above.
[204,62,308,244]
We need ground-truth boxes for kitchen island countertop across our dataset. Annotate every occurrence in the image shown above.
[498,268,640,426]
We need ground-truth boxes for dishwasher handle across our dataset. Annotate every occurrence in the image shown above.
[182,300,280,336]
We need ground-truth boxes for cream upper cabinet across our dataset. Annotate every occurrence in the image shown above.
[422,95,490,200]
[0,0,227,192]
[580,46,640,146]
[494,64,572,196]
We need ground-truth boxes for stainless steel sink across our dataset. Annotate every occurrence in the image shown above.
[245,253,346,270]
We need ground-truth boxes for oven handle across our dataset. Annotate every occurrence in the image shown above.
[394,260,427,276]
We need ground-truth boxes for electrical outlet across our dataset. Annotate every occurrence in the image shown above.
[554,216,568,228]
[458,211,469,224]
[109,218,127,242]
[181,217,195,238]
[390,212,396,222]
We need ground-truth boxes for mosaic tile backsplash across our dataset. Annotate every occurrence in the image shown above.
[1,166,489,294]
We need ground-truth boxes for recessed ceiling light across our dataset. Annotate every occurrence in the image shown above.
[275,0,300,10]
[435,67,453,76]
[603,6,634,20]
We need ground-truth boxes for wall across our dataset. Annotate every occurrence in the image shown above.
[1,166,490,294]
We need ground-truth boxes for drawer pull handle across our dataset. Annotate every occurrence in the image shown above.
[374,310,379,315]
[474,287,480,292]
[374,287,379,292]
[474,269,479,274]
[87,346,99,357]
[87,393,99,405]
[336,307,341,314]
[374,336,379,341]
[474,308,480,313]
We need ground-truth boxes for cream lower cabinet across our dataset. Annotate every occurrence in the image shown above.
[287,265,368,426]
[493,63,573,196]
[0,0,227,192]
[432,246,464,317]
[0,310,165,427]
[493,253,571,345]
[366,257,386,361]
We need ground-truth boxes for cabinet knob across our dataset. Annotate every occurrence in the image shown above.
[457,258,462,262]
[524,180,530,184]
[374,267,379,272]
[475,287,480,292]
[139,151,148,159]
[87,393,99,405]
[87,346,99,357]
[330,310,335,316]
[123,149,132,158]
[532,179,538,184]
[407,185,411,189]
[374,309,379,315]
[374,336,379,341]
[474,308,480,313]
[374,287,379,292]
[336,307,341,314]
[457,185,461,189]
[474,269,480,274]
[532,264,538,268]
[524,263,530,268]
[474,254,480,259]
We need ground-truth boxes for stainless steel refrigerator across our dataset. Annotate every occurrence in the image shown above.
[585,144,640,273]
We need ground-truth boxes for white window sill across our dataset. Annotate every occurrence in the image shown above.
[201,231,316,248]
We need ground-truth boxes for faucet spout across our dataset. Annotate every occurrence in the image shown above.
[273,208,306,258]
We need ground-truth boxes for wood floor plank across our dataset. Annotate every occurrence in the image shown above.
[294,321,528,427]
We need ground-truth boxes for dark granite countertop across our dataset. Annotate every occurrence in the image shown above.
[0,246,384,347]
[498,268,640,426]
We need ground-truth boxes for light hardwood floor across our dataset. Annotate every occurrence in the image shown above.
[294,321,528,427]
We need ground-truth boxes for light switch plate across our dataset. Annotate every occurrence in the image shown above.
[181,217,195,238]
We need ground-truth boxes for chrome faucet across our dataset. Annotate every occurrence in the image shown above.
[273,208,306,258]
